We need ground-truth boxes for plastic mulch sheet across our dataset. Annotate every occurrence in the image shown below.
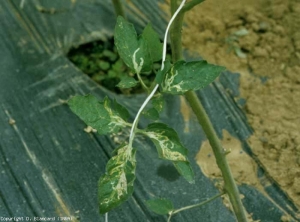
[0,0,298,221]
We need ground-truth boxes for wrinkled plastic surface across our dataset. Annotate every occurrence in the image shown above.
[0,0,298,221]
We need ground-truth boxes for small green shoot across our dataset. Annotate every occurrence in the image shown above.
[146,192,225,222]
[146,198,174,215]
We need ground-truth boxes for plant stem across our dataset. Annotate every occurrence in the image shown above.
[136,72,150,94]
[172,192,224,216]
[169,1,248,221]
[167,192,224,222]
[184,92,247,222]
[111,0,126,18]
[170,1,184,63]
[182,0,205,12]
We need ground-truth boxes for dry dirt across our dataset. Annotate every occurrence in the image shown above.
[196,130,262,222]
[177,0,300,212]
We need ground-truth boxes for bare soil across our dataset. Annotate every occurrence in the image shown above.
[178,0,300,211]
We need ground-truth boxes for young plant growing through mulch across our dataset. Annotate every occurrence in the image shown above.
[68,0,248,221]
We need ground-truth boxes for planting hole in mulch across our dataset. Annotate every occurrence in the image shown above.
[67,37,164,95]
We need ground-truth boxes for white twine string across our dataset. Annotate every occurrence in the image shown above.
[128,0,186,142]
[105,1,186,221]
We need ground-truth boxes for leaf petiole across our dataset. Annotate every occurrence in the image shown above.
[111,0,126,18]
[167,192,225,222]
[136,72,149,93]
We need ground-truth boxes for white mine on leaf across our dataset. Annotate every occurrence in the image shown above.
[99,143,135,213]
[117,144,134,161]
[103,100,128,132]
[108,115,127,132]
[146,132,187,162]
[162,69,184,93]
[132,48,144,74]
[114,171,127,200]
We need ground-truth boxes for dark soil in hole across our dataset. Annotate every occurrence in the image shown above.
[67,38,159,95]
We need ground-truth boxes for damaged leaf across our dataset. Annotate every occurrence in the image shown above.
[114,16,162,74]
[143,123,194,183]
[68,95,129,134]
[98,143,136,214]
[161,60,225,94]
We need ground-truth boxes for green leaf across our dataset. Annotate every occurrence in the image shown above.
[68,95,110,134]
[113,99,130,121]
[99,143,136,214]
[161,60,226,94]
[142,107,159,120]
[143,123,194,183]
[146,198,174,215]
[155,60,172,84]
[103,97,130,131]
[142,95,164,120]
[98,60,110,70]
[145,123,188,161]
[114,16,152,74]
[68,95,129,134]
[137,36,152,73]
[174,161,195,184]
[116,76,138,89]
[142,23,163,62]
[152,94,164,113]
[114,16,139,72]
